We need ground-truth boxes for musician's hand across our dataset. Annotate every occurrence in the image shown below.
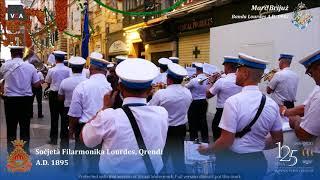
[279,105,287,116]
[289,116,300,129]
[197,144,211,155]
[209,73,221,83]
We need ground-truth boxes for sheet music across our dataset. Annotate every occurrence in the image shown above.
[186,67,196,77]
[281,116,292,132]
[184,141,210,164]
[203,63,219,75]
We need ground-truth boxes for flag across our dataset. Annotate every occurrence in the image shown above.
[81,3,90,60]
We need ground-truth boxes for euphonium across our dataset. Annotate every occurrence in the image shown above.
[262,68,278,81]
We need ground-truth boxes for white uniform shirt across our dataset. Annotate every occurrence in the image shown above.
[37,71,44,81]
[82,68,90,78]
[209,73,242,108]
[82,97,168,174]
[58,73,87,107]
[185,73,207,100]
[47,54,56,65]
[45,63,71,91]
[152,72,167,85]
[300,86,320,153]
[68,74,112,123]
[219,85,282,153]
[149,84,192,126]
[0,58,40,96]
[303,86,320,105]
[268,67,299,105]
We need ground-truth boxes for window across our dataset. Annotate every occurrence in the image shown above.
[124,0,144,11]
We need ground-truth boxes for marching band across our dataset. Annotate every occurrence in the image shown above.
[0,45,319,178]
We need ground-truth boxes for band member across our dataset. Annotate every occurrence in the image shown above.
[0,46,41,154]
[185,62,209,143]
[267,54,299,108]
[280,85,319,117]
[149,63,192,173]
[169,57,179,64]
[58,57,87,152]
[115,55,126,65]
[198,53,283,180]
[68,52,112,172]
[288,50,320,178]
[81,58,168,174]
[106,65,123,109]
[152,58,172,86]
[206,56,242,140]
[45,51,71,145]
[47,51,56,66]
[32,64,45,118]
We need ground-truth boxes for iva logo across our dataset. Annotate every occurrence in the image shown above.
[9,13,24,19]
[276,142,298,166]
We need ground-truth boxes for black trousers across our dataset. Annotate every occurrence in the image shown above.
[216,150,267,180]
[48,91,64,141]
[74,123,101,173]
[162,124,186,174]
[60,107,69,151]
[4,96,33,154]
[212,108,223,141]
[32,87,43,116]
[283,101,294,109]
[188,99,208,143]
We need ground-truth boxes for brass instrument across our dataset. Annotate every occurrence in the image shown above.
[152,82,167,94]
[198,71,224,85]
[262,68,278,81]
[182,74,197,85]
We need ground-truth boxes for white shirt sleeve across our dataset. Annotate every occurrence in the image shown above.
[270,106,283,131]
[209,79,221,96]
[32,68,40,84]
[45,69,52,83]
[185,78,195,89]
[218,98,238,133]
[148,91,162,106]
[268,73,279,90]
[300,97,320,136]
[68,86,83,118]
[37,72,44,80]
[82,109,115,148]
[58,81,65,96]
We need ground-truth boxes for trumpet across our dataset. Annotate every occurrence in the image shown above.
[262,68,278,81]
[198,71,224,85]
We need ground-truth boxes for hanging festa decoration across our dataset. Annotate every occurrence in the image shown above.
[55,0,68,31]
[93,0,187,16]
